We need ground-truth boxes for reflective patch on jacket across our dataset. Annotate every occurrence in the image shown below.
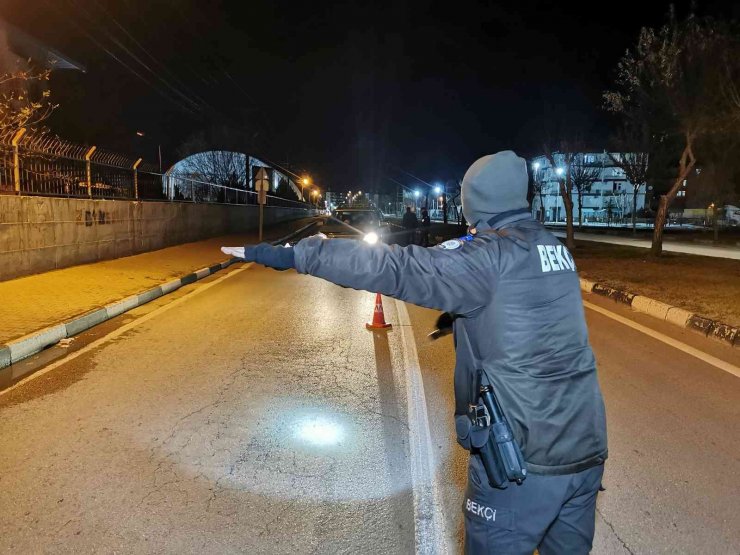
[537,244,576,272]
[439,239,463,250]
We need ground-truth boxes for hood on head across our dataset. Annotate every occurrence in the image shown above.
[461,151,529,227]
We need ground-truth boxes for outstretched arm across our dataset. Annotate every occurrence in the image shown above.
[293,236,497,315]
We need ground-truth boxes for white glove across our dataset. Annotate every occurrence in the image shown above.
[221,246,245,258]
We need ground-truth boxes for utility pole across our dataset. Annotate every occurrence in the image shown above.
[442,181,448,224]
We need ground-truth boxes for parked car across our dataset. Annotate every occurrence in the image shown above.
[726,205,740,226]
[323,207,389,239]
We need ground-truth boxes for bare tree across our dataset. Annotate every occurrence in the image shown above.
[570,154,601,229]
[531,165,546,222]
[175,125,261,187]
[720,28,740,122]
[544,146,578,250]
[604,11,738,255]
[604,197,617,227]
[0,66,55,134]
[690,133,740,241]
[608,151,649,234]
[0,65,59,193]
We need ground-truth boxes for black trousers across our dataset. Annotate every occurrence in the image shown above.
[463,456,604,555]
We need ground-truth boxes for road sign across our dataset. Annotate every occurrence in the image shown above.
[255,167,270,192]
[254,167,270,241]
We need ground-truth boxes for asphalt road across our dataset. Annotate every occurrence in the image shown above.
[1,246,739,553]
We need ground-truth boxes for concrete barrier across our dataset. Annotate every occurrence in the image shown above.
[0,195,312,281]
[631,296,672,321]
[65,308,108,337]
[7,324,67,363]
[581,278,738,347]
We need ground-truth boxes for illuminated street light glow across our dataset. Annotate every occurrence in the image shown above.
[434,185,442,194]
[414,190,420,198]
[533,162,540,170]
[555,167,565,177]
[364,232,379,245]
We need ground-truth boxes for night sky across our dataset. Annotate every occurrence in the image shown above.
[1,0,737,191]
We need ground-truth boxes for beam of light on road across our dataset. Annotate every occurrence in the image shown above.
[296,417,344,446]
[151,395,422,502]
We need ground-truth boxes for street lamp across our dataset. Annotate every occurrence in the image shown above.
[555,167,565,177]
[135,130,163,173]
[434,185,442,195]
[301,177,311,202]
[533,162,540,171]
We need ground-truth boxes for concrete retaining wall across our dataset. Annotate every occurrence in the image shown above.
[0,195,310,281]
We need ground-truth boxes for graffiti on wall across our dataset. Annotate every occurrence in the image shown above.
[77,210,109,227]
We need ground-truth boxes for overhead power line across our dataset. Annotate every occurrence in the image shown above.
[44,0,202,117]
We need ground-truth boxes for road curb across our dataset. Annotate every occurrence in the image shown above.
[0,220,319,377]
[581,278,739,347]
[0,259,238,379]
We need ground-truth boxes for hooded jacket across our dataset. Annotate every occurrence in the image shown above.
[293,210,608,475]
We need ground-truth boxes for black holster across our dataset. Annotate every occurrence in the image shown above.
[468,371,528,489]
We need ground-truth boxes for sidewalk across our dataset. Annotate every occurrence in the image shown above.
[551,229,740,260]
[0,218,316,345]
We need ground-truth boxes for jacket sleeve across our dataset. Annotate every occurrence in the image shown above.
[293,236,498,315]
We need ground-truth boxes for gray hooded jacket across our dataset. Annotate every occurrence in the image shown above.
[293,211,608,475]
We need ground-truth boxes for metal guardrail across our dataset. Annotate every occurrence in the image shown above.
[0,128,311,210]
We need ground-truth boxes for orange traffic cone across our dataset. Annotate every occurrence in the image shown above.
[366,292,392,330]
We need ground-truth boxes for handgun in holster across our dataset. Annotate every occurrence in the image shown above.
[468,369,527,488]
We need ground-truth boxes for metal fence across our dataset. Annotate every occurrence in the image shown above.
[0,127,311,209]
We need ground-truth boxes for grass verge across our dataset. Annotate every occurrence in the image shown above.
[573,241,740,327]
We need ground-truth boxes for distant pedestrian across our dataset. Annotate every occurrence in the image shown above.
[420,207,431,247]
[402,206,418,245]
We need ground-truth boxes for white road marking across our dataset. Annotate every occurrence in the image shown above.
[0,265,250,397]
[395,299,452,554]
[584,300,740,378]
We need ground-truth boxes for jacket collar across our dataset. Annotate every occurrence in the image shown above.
[476,208,532,231]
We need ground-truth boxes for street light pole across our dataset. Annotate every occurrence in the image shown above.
[137,130,163,174]
[442,182,448,224]
[302,177,310,203]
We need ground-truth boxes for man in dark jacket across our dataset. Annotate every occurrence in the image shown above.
[222,151,607,554]
[420,206,431,246]
[402,205,419,245]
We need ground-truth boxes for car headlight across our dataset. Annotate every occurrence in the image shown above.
[363,232,379,245]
